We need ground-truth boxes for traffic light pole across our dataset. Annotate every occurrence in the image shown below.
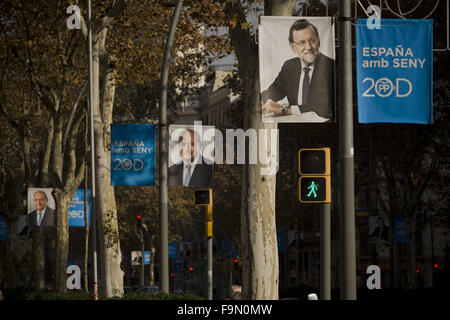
[207,233,213,300]
[159,0,183,294]
[202,205,213,300]
[87,0,98,300]
[338,0,357,300]
[320,203,331,300]
[140,226,145,287]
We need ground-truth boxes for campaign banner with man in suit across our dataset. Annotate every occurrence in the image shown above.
[259,16,336,123]
[168,124,215,187]
[111,124,156,186]
[356,19,433,124]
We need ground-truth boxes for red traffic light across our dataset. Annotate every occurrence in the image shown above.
[234,258,238,264]
[434,264,438,269]
[188,267,194,271]
[137,215,141,219]
[170,273,174,277]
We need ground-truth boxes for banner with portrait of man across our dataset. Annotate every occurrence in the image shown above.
[27,188,55,228]
[168,124,215,187]
[259,16,335,123]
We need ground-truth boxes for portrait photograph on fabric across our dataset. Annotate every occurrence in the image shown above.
[259,16,336,123]
[27,188,55,227]
[168,124,215,188]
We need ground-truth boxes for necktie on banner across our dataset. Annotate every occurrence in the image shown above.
[302,67,311,105]
[183,165,192,187]
[356,19,433,124]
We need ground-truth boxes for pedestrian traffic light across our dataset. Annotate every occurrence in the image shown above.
[298,148,331,203]
[298,148,330,175]
[137,215,142,228]
[299,176,331,203]
[194,189,212,206]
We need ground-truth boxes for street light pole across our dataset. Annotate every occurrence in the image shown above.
[338,0,357,300]
[159,0,183,294]
[87,0,98,300]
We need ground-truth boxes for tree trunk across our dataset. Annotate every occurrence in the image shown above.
[92,30,123,298]
[53,192,72,292]
[225,0,295,300]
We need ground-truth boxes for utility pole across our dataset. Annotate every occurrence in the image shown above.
[338,0,357,300]
[159,0,183,294]
[87,0,98,301]
[320,203,331,300]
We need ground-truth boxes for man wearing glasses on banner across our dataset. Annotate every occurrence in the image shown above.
[261,19,334,121]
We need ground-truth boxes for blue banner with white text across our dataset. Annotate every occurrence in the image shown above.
[111,124,156,186]
[69,189,91,227]
[356,19,433,124]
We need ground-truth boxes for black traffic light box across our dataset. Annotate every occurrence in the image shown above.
[194,188,212,206]
[298,148,331,204]
[298,148,330,175]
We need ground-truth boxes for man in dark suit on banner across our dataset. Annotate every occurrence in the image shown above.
[28,190,55,228]
[261,19,334,121]
[169,128,212,187]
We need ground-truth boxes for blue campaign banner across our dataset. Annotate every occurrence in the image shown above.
[394,216,407,243]
[111,124,156,186]
[144,251,151,265]
[68,189,91,227]
[356,19,433,124]
[168,242,178,258]
[0,215,7,242]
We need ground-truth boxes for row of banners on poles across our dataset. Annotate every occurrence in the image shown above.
[0,18,433,239]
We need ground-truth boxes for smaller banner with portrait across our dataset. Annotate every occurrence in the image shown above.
[356,19,433,124]
[111,124,156,186]
[168,124,214,188]
[27,188,55,228]
[259,16,335,123]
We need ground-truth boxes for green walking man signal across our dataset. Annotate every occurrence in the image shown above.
[307,181,318,198]
[298,148,331,203]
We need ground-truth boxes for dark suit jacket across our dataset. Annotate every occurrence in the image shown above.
[261,53,335,120]
[28,207,55,228]
[168,160,212,187]
[19,207,55,237]
[370,226,389,242]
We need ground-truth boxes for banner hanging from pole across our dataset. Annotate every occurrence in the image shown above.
[259,16,336,123]
[356,19,433,124]
[111,124,156,186]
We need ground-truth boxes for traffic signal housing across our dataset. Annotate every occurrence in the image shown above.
[298,148,331,203]
[136,215,142,228]
[194,189,212,206]
[298,148,330,175]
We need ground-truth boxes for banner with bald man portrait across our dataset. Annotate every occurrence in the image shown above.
[259,16,335,123]
[27,188,55,228]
